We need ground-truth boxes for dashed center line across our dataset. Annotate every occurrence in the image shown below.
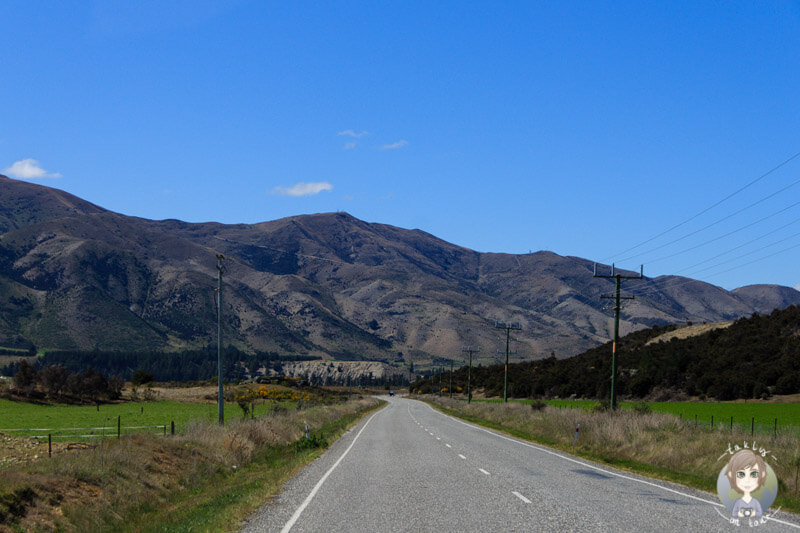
[445,444,452,448]
[478,468,490,475]
[436,437,441,440]
[512,491,531,504]
[458,454,466,460]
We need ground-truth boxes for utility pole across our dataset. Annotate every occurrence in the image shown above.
[494,321,522,402]
[216,254,225,426]
[462,346,480,403]
[449,359,454,399]
[593,263,643,410]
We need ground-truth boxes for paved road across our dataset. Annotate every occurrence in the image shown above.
[241,397,800,532]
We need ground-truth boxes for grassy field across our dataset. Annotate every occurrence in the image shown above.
[0,394,301,441]
[469,397,800,434]
[546,399,800,433]
[0,399,226,438]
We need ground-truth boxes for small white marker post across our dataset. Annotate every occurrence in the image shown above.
[305,424,310,440]
[573,423,580,446]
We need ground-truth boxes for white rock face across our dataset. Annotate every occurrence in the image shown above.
[273,360,409,385]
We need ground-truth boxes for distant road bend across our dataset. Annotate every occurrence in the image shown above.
[241,397,800,532]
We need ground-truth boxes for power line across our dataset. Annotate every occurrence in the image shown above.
[641,199,800,265]
[631,237,800,298]
[672,218,800,274]
[603,149,800,262]
[617,178,800,264]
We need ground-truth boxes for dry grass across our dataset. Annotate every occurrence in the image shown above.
[0,396,380,532]
[425,396,800,509]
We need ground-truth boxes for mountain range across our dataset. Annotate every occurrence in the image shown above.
[1,175,799,367]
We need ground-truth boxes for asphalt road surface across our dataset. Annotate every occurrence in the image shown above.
[241,396,800,532]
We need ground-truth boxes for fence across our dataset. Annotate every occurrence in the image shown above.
[545,400,800,438]
[677,413,798,438]
[2,416,176,457]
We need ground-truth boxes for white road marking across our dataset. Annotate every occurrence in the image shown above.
[445,444,452,448]
[512,491,531,504]
[420,401,800,530]
[280,410,381,533]
[479,468,490,475]
[458,454,466,460]
[436,437,441,440]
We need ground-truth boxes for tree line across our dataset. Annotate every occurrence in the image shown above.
[412,305,800,401]
[1,347,321,383]
[7,359,124,404]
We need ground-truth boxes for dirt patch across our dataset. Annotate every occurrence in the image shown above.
[645,321,733,345]
[0,433,74,469]
[129,385,217,403]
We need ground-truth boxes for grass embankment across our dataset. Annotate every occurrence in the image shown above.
[544,399,800,434]
[0,396,383,532]
[421,396,800,514]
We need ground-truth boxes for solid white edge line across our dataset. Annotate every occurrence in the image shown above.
[418,401,800,529]
[512,491,532,504]
[280,409,381,533]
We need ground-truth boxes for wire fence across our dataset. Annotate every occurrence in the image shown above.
[1,416,175,441]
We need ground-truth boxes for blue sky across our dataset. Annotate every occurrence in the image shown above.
[2,1,800,291]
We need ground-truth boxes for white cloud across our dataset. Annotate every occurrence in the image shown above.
[272,181,333,197]
[381,140,408,150]
[343,142,357,150]
[337,129,369,138]
[2,158,62,179]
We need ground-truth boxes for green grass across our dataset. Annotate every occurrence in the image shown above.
[0,399,270,438]
[544,399,800,431]
[466,397,800,436]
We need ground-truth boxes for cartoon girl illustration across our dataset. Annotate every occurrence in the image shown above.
[725,449,767,519]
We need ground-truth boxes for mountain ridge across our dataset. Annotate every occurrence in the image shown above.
[2,175,799,366]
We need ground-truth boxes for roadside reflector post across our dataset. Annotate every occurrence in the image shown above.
[305,424,310,440]
[573,423,580,446]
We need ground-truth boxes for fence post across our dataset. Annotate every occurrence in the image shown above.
[48,434,52,458]
[711,415,714,429]
[163,424,167,436]
[118,415,121,439]
[171,421,175,436]
[774,418,777,437]
[730,415,733,432]
[695,414,698,428]
[751,417,754,436]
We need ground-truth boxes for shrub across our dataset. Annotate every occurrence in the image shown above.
[632,401,652,415]
[294,433,328,451]
[131,370,154,386]
[593,399,611,412]
[530,400,547,411]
